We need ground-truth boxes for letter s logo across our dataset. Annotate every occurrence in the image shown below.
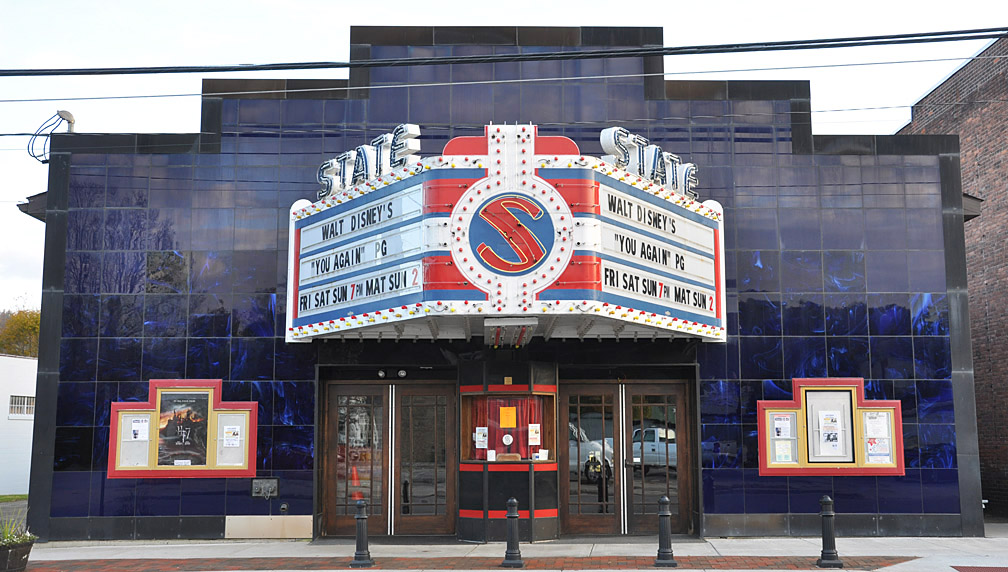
[471,194,553,274]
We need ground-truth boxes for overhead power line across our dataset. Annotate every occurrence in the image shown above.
[0,53,1000,105]
[0,27,1004,78]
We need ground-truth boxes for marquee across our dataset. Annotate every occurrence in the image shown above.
[285,124,725,346]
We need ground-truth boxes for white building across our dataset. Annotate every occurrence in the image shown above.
[1,354,36,495]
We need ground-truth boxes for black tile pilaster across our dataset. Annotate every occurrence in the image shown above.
[28,152,70,542]
[940,152,984,536]
[199,96,222,154]
[349,44,371,100]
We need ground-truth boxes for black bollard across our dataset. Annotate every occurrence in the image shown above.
[501,497,524,568]
[351,499,375,568]
[654,495,678,567]
[816,495,843,569]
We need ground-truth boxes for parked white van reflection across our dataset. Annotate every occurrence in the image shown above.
[631,427,677,472]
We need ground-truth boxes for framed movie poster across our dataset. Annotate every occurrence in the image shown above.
[158,391,210,467]
[805,390,854,463]
[109,379,257,478]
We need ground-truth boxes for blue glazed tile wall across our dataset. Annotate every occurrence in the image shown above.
[53,39,956,526]
[58,145,315,519]
[700,124,952,516]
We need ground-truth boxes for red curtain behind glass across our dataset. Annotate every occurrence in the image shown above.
[469,396,543,460]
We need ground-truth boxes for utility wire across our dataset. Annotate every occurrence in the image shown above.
[0,53,1000,105]
[0,27,1004,77]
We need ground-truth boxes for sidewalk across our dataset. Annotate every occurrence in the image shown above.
[22,521,1008,572]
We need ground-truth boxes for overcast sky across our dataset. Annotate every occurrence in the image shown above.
[1,1,1004,310]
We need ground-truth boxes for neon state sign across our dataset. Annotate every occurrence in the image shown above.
[600,127,698,198]
[317,123,420,199]
[287,124,725,344]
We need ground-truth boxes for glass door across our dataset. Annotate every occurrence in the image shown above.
[393,385,456,535]
[323,385,387,536]
[625,384,690,534]
[559,386,619,535]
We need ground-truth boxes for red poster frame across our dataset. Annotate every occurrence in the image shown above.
[108,379,258,478]
[757,377,904,476]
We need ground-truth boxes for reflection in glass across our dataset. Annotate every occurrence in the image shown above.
[568,394,614,515]
[630,394,679,516]
[400,395,447,515]
[334,395,383,515]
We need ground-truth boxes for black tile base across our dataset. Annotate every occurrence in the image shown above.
[704,513,966,537]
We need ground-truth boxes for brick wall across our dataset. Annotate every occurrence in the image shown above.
[901,37,1008,516]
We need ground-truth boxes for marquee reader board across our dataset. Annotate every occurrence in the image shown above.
[757,378,904,477]
[286,124,726,343]
[535,168,721,325]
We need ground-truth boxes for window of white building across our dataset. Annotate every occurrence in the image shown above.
[9,395,35,418]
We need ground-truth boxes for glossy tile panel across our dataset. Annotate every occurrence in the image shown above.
[55,383,95,427]
[67,210,104,250]
[189,294,232,337]
[104,209,147,250]
[737,251,780,293]
[738,294,781,336]
[824,294,868,336]
[739,336,783,379]
[869,337,914,379]
[143,295,187,337]
[703,469,744,513]
[911,293,949,336]
[53,427,93,472]
[826,337,870,378]
[781,251,823,293]
[60,338,97,381]
[782,337,827,379]
[50,472,91,517]
[823,251,865,292]
[101,295,144,337]
[272,382,315,426]
[743,469,788,513]
[62,294,99,337]
[97,338,142,381]
[868,294,911,336]
[64,252,102,294]
[146,251,188,294]
[781,294,824,336]
[914,337,952,379]
[230,338,274,380]
[186,338,230,380]
[142,338,186,379]
[102,252,146,294]
[272,425,315,471]
[89,472,137,517]
[700,380,741,424]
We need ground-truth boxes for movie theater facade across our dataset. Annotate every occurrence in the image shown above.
[24,26,982,541]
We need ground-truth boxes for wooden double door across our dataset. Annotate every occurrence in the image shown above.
[322,383,457,536]
[560,382,693,535]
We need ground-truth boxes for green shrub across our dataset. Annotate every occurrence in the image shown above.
[0,510,35,548]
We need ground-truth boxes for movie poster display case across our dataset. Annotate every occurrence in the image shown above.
[108,379,258,478]
[457,361,560,541]
[757,378,904,476]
